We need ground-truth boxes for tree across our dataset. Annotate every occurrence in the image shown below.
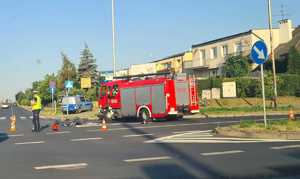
[57,52,77,90]
[32,74,57,105]
[222,55,251,78]
[78,44,98,86]
[287,47,300,74]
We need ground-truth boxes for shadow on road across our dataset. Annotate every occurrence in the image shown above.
[141,163,198,179]
[122,122,300,178]
[40,124,50,132]
[0,132,9,143]
[122,123,227,178]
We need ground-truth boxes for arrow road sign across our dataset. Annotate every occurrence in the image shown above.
[251,41,268,65]
[65,80,73,89]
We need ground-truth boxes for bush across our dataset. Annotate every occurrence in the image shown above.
[196,74,300,98]
[240,120,256,128]
[236,78,261,97]
[278,74,300,96]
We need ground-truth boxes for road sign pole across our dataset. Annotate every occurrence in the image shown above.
[66,88,69,117]
[260,64,267,128]
[51,90,54,112]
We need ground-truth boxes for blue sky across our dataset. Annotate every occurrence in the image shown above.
[0,0,299,100]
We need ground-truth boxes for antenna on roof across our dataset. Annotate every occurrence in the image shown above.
[274,4,290,21]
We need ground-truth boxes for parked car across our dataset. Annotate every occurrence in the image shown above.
[1,103,9,109]
[61,96,93,113]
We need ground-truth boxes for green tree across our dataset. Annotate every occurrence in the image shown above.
[287,47,300,74]
[32,74,57,105]
[222,55,251,78]
[57,52,77,90]
[78,44,98,87]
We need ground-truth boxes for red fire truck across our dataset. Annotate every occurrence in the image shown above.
[97,73,199,121]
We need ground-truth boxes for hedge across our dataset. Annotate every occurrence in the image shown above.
[196,74,300,98]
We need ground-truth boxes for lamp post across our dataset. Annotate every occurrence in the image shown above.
[267,0,278,108]
[112,0,117,77]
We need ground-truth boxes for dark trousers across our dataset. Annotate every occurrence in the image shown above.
[32,110,41,132]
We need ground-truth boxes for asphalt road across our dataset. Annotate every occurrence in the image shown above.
[1,106,300,179]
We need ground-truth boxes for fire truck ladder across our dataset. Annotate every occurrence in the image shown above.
[113,72,172,80]
[189,76,198,106]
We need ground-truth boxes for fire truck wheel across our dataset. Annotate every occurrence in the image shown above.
[140,109,151,122]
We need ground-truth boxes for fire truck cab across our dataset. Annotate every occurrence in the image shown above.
[98,73,199,121]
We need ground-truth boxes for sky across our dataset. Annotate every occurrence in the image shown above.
[0,0,300,100]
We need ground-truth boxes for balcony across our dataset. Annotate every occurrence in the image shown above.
[183,59,208,69]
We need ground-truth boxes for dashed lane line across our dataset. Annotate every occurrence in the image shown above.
[71,137,103,142]
[8,134,24,137]
[76,122,142,128]
[34,163,88,170]
[15,141,45,145]
[46,131,71,135]
[173,130,212,134]
[124,156,172,163]
[270,144,300,150]
[201,150,244,156]
[0,134,24,138]
[123,134,154,138]
[86,120,239,132]
[20,116,27,120]
[0,117,7,120]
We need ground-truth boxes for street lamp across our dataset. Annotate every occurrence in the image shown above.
[112,0,117,77]
[267,0,278,108]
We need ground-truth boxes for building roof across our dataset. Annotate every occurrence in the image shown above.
[191,30,252,48]
[152,52,186,63]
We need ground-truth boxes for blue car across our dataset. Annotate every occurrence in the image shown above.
[61,96,93,113]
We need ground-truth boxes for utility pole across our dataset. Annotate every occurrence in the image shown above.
[267,0,278,108]
[112,0,117,77]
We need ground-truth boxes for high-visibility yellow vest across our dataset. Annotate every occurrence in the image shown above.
[32,94,42,110]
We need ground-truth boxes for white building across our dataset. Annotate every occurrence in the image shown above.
[129,63,156,76]
[187,19,294,79]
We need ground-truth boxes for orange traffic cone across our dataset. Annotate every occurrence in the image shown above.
[288,108,295,121]
[9,115,16,133]
[101,119,108,131]
[51,120,60,132]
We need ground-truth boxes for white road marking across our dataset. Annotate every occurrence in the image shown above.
[145,130,300,144]
[201,150,244,156]
[76,123,100,128]
[34,163,88,170]
[0,117,7,120]
[8,134,24,137]
[270,144,300,150]
[173,130,212,134]
[86,118,286,133]
[29,116,33,119]
[86,120,239,132]
[20,116,27,120]
[15,141,45,145]
[123,134,154,138]
[46,131,71,135]
[76,122,141,128]
[124,156,171,163]
[71,137,102,142]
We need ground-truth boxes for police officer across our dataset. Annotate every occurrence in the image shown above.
[31,90,42,132]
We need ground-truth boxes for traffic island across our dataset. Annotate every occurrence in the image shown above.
[215,120,300,140]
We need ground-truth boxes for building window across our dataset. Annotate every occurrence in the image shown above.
[199,49,206,60]
[210,47,218,59]
[221,45,228,57]
[234,42,242,55]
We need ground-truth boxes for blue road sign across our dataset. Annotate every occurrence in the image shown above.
[251,41,268,65]
[49,81,56,89]
[65,80,73,89]
[50,87,55,93]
